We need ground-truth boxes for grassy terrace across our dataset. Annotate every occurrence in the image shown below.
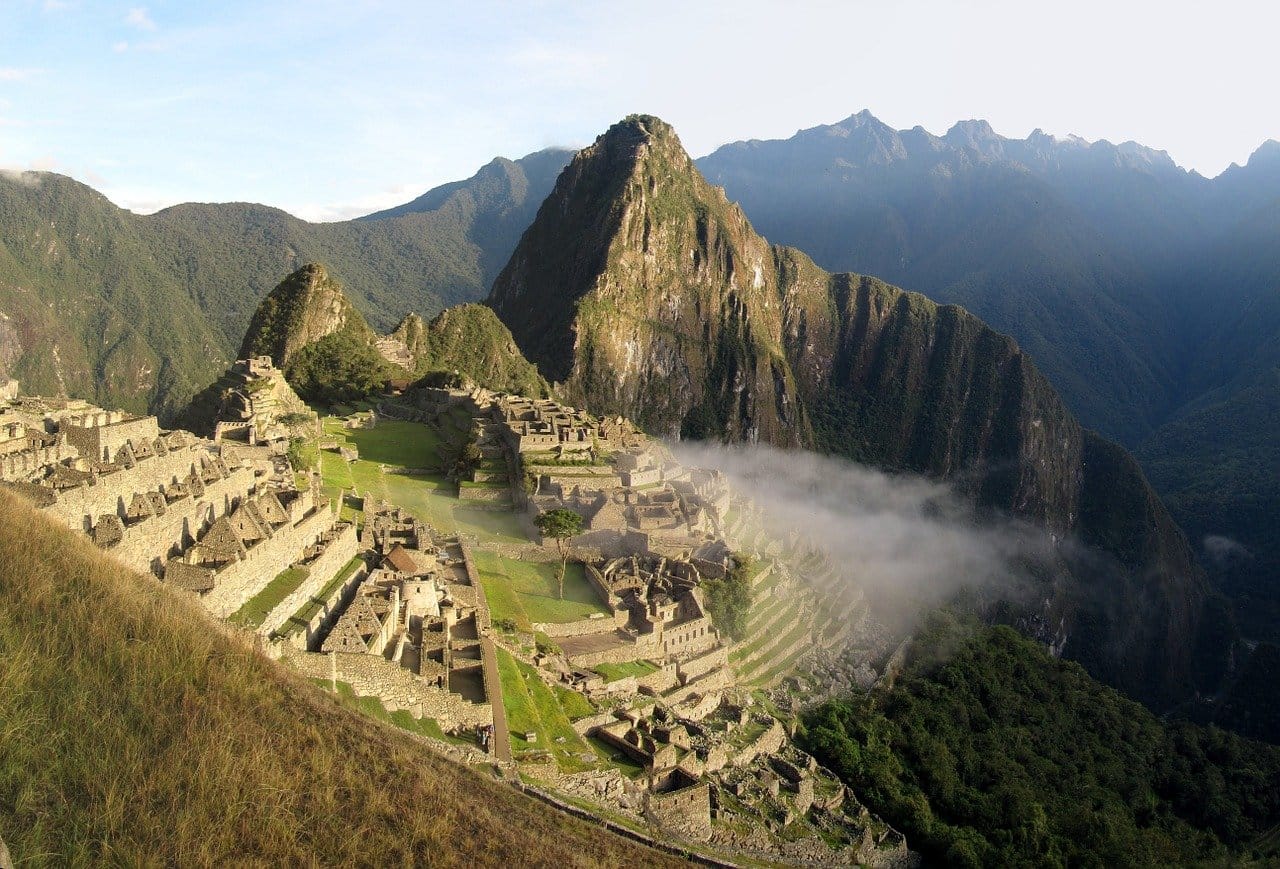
[495,646,595,771]
[321,414,528,545]
[276,556,363,638]
[738,616,813,680]
[471,550,607,630]
[594,660,659,682]
[228,566,309,629]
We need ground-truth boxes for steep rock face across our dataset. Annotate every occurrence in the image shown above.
[489,115,1213,705]
[238,263,374,368]
[491,116,807,444]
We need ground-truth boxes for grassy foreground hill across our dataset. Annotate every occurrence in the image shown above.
[0,489,677,866]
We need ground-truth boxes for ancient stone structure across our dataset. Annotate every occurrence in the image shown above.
[209,356,316,450]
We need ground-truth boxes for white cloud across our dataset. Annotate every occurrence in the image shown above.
[43,0,73,10]
[124,7,157,31]
[0,68,41,82]
[113,41,129,53]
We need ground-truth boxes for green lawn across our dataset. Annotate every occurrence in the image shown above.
[228,566,310,629]
[593,660,659,683]
[276,556,363,638]
[554,684,597,721]
[335,419,447,469]
[471,551,608,627]
[494,647,595,771]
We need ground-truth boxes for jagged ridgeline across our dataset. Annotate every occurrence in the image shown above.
[0,150,569,419]
[489,114,1219,706]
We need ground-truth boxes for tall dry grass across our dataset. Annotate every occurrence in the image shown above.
[0,489,681,866]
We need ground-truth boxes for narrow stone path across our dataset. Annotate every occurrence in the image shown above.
[479,635,513,764]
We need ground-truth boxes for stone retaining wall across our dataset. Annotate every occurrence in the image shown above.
[44,445,226,532]
[200,507,335,618]
[98,466,255,574]
[258,522,358,636]
[284,647,492,731]
[533,610,626,638]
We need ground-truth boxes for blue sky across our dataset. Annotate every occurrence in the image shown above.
[1,0,1276,221]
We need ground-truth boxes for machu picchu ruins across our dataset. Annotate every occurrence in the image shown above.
[2,371,911,865]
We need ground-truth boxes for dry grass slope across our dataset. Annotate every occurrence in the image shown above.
[0,489,683,867]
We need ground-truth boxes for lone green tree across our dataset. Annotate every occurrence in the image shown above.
[534,508,583,599]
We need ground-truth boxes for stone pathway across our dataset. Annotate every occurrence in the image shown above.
[480,635,513,764]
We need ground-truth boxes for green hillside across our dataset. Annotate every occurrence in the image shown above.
[0,149,567,419]
[0,488,677,866]
[800,614,1280,867]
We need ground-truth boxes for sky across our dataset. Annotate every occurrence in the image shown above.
[1,0,1276,221]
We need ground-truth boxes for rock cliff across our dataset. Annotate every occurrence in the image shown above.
[489,115,1216,705]
[238,263,375,368]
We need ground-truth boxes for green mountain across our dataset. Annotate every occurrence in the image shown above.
[238,262,376,367]
[388,304,551,397]
[0,149,568,419]
[489,115,1217,706]
[800,613,1280,867]
[695,113,1280,676]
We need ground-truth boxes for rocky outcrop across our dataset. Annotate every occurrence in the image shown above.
[239,263,375,369]
[391,305,549,397]
[489,115,1215,706]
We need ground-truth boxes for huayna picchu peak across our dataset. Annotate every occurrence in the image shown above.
[490,113,1217,706]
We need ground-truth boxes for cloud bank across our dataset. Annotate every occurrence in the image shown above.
[672,442,1053,627]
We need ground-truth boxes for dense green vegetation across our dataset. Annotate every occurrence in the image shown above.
[0,150,567,418]
[700,555,754,640]
[800,614,1280,867]
[285,330,400,405]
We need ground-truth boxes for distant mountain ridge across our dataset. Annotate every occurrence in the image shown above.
[695,110,1280,645]
[490,114,1219,706]
[0,148,569,418]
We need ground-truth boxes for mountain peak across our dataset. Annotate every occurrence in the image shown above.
[944,119,1000,151]
[1247,138,1280,167]
[238,263,371,367]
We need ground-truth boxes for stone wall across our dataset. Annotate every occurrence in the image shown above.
[100,466,256,575]
[43,446,229,533]
[199,507,335,618]
[284,647,492,731]
[637,663,680,694]
[676,645,728,682]
[662,666,732,706]
[644,777,712,842]
[659,615,718,659]
[281,561,368,651]
[0,439,77,482]
[63,416,159,462]
[566,632,661,668]
[532,610,627,638]
[732,720,786,767]
[456,484,510,503]
[258,522,358,636]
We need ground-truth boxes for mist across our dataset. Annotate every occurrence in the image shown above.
[672,442,1054,629]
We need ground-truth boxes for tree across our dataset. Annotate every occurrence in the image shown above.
[534,508,583,600]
